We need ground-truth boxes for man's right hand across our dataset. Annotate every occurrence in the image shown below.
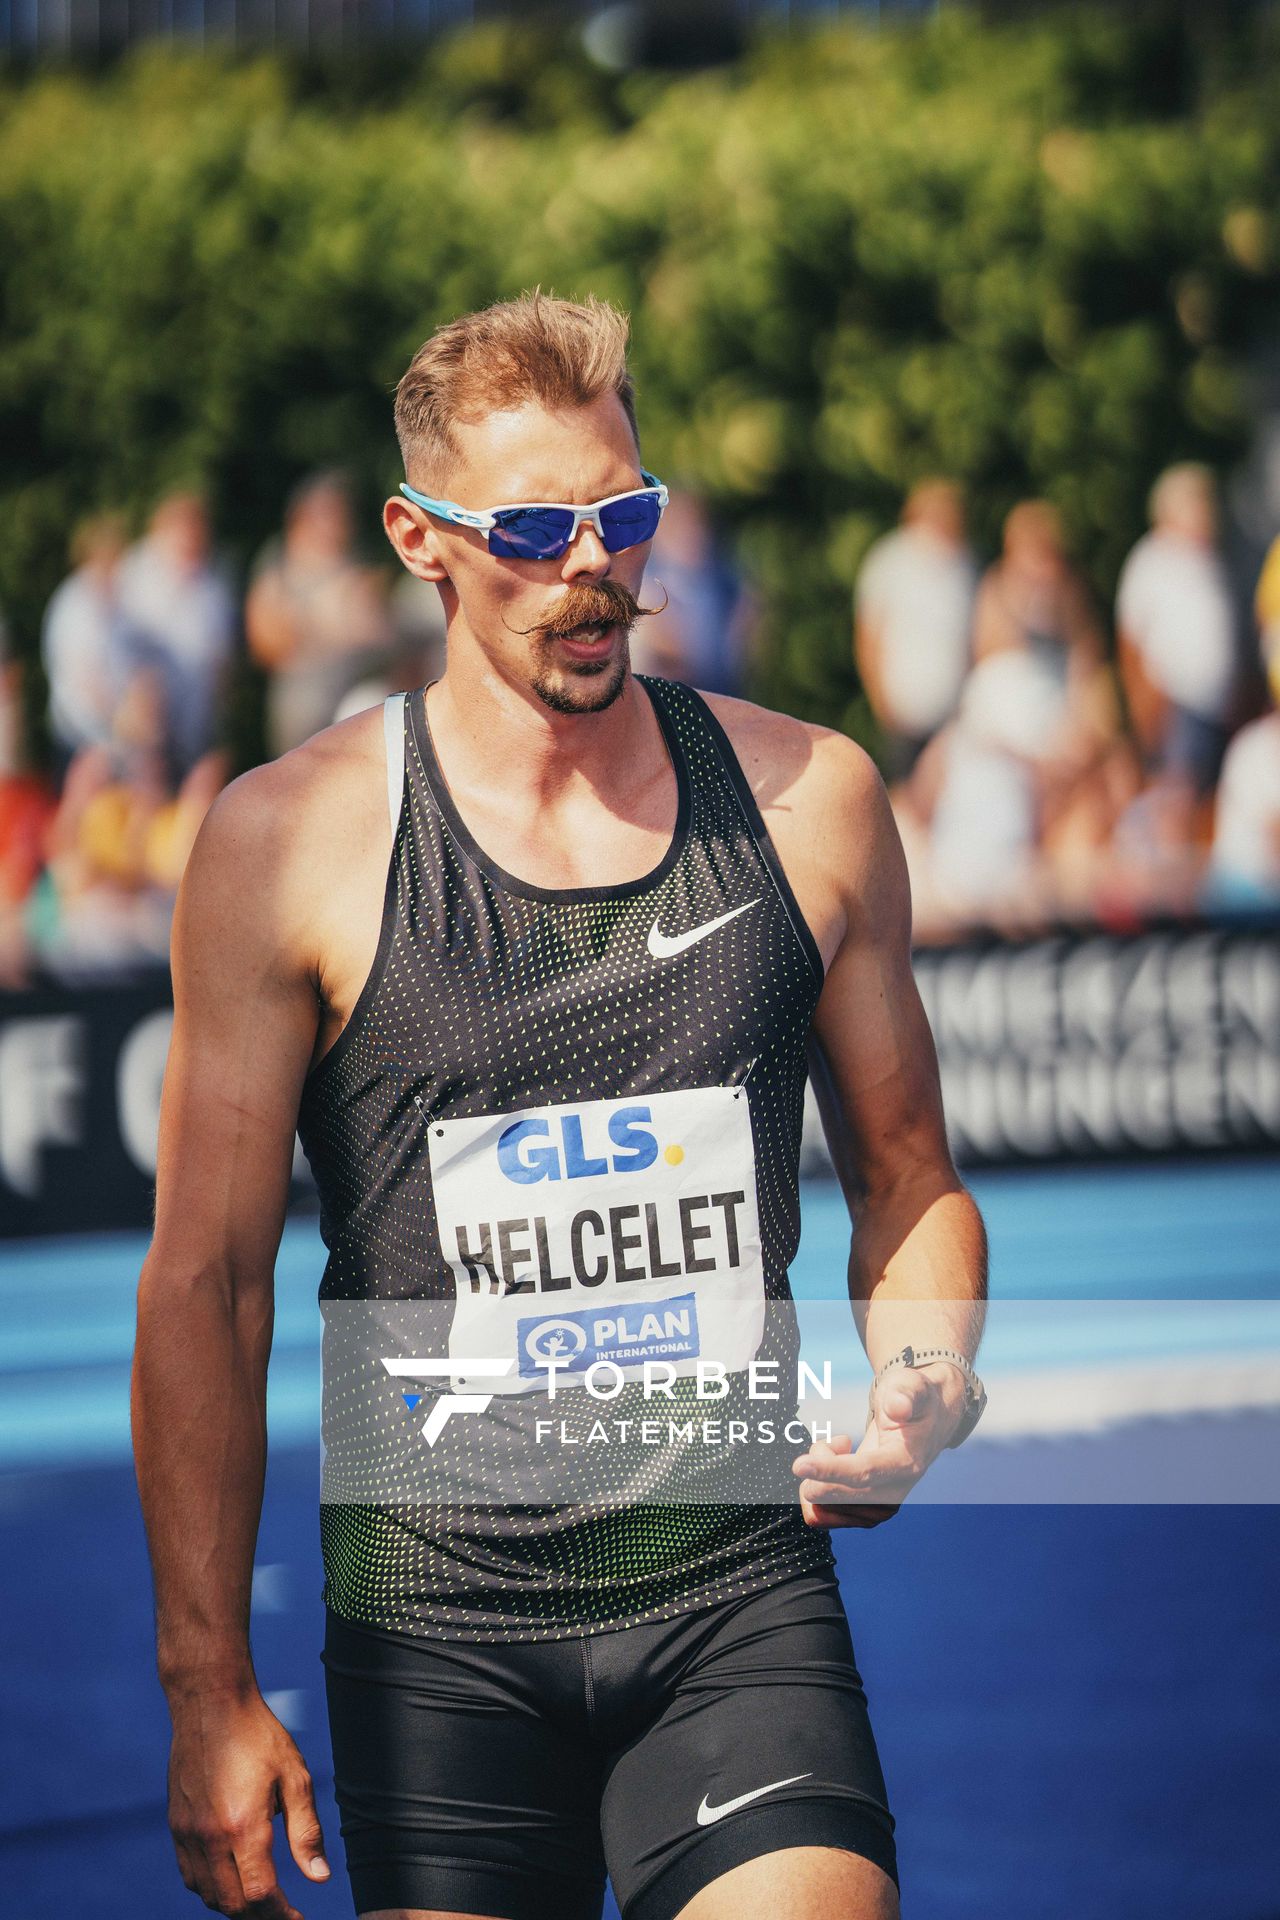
[167,1688,330,1918]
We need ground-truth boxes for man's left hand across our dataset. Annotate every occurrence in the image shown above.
[791,1361,968,1529]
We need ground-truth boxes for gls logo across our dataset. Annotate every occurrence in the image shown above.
[498,1104,665,1185]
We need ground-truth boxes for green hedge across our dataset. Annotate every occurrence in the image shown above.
[2,13,1278,756]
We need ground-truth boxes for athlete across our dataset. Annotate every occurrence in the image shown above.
[133,292,988,1920]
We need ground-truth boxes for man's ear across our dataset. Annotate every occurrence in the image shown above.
[384,497,450,583]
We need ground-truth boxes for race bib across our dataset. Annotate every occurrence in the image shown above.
[428,1086,764,1394]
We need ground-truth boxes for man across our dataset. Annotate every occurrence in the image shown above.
[246,470,393,758]
[40,513,136,770]
[853,479,976,783]
[1116,462,1238,793]
[1205,615,1280,910]
[117,489,237,775]
[133,292,988,1920]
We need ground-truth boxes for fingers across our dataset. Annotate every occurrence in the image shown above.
[793,1433,914,1491]
[800,1492,902,1530]
[877,1381,923,1426]
[792,1430,919,1516]
[795,1436,854,1475]
[171,1825,250,1916]
[233,1817,305,1919]
[166,1703,323,1918]
[280,1764,330,1886]
[877,1363,972,1440]
[173,1836,202,1899]
[791,1370,964,1531]
[172,1814,304,1918]
[797,1472,914,1510]
[874,1368,935,1429]
[813,1503,901,1529]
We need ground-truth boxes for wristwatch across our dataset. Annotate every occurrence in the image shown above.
[868,1344,987,1448]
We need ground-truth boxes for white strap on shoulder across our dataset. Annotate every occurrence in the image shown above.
[383,692,407,834]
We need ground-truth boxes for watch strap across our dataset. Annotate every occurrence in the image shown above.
[869,1344,987,1448]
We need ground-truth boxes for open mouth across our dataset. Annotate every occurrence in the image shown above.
[549,621,615,646]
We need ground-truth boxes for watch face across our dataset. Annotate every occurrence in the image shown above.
[946,1382,987,1448]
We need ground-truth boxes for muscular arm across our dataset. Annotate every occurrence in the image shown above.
[132,764,332,1917]
[784,735,988,1525]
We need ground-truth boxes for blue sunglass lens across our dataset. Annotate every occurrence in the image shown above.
[490,509,575,560]
[599,493,663,552]
[488,492,663,559]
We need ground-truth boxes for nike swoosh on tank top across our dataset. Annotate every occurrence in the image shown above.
[297,674,836,1641]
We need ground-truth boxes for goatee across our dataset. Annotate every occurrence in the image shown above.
[508,576,664,717]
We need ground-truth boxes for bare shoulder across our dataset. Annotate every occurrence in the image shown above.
[699,689,890,888]
[178,704,390,973]
[700,689,879,801]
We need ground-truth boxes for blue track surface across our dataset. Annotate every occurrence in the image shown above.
[2,1159,1278,1919]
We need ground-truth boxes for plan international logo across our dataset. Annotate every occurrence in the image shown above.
[517,1295,700,1380]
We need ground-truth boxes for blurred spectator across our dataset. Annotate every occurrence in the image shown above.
[390,573,448,688]
[969,501,1125,902]
[1205,620,1280,909]
[144,753,228,893]
[246,470,391,757]
[854,479,976,780]
[1042,740,1144,926]
[117,492,236,775]
[1116,464,1237,792]
[1103,771,1207,922]
[27,731,223,979]
[1,622,58,985]
[331,572,451,725]
[40,514,135,767]
[897,650,1064,933]
[0,764,55,966]
[27,747,168,975]
[973,499,1112,753]
[629,490,752,697]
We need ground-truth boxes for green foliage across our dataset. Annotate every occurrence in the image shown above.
[2,11,1278,750]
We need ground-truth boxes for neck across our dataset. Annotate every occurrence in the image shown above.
[428,630,660,808]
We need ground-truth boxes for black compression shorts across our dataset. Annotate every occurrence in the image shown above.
[321,1563,899,1920]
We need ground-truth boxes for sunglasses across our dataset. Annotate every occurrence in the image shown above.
[399,469,668,562]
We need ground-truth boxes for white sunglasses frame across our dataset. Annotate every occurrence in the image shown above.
[398,468,669,553]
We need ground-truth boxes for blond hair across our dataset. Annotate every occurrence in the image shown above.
[394,290,639,485]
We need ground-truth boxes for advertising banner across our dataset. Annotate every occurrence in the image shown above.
[912,926,1280,1167]
[3,924,1278,1237]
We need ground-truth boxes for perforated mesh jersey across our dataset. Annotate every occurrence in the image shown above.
[297,675,837,1641]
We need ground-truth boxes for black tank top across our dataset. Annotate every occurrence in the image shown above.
[297,675,836,1641]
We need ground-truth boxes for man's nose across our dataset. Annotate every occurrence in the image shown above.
[560,521,611,581]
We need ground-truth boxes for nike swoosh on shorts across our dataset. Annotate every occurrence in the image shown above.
[696,1773,813,1826]
[647,898,761,960]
